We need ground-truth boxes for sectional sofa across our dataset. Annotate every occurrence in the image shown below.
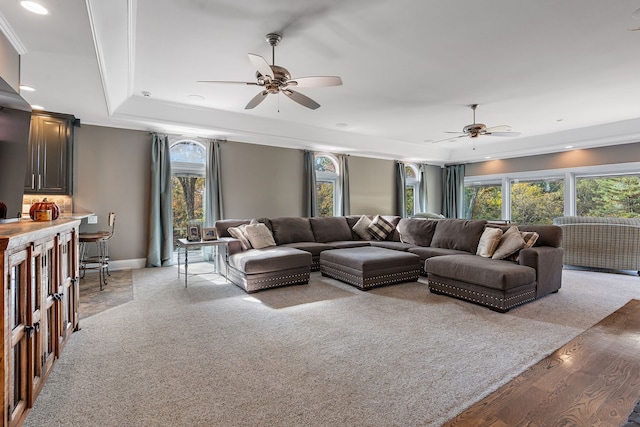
[214,215,564,312]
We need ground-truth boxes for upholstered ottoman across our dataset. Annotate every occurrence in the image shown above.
[320,247,421,290]
[426,254,538,312]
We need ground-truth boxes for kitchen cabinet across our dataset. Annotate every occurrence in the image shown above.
[1,219,80,426]
[24,112,76,195]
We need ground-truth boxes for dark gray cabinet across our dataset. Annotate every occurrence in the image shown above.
[24,112,75,195]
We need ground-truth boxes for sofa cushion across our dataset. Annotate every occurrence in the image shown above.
[408,246,470,260]
[229,247,311,274]
[476,227,503,258]
[367,215,395,240]
[270,217,315,244]
[215,219,251,238]
[351,215,374,240]
[244,223,276,249]
[309,216,353,243]
[430,219,487,253]
[492,226,526,259]
[280,242,333,257]
[328,240,371,249]
[426,254,536,291]
[369,241,415,251]
[397,218,438,247]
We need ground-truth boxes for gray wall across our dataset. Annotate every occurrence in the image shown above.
[349,156,395,215]
[466,141,640,176]
[74,125,150,263]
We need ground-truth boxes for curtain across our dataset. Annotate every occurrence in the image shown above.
[442,164,465,218]
[303,150,317,217]
[418,163,429,214]
[146,134,173,267]
[205,140,223,227]
[338,154,350,216]
[395,161,407,218]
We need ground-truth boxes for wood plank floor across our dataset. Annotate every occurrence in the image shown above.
[444,299,640,427]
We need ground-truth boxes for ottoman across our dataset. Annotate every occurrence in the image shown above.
[320,247,421,290]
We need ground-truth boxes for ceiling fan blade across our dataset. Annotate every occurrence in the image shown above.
[245,90,269,109]
[431,135,467,144]
[485,124,512,132]
[444,131,465,134]
[287,76,343,87]
[282,89,320,110]
[248,53,273,79]
[484,131,522,137]
[197,80,258,85]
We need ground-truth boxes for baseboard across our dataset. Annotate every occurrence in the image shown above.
[108,258,147,271]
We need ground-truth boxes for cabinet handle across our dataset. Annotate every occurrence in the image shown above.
[34,321,40,332]
[53,292,64,301]
[38,174,41,190]
[31,174,35,189]
[24,325,35,337]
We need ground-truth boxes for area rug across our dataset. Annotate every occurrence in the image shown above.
[24,267,640,426]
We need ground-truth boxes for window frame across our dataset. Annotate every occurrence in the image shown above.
[315,153,340,217]
[404,163,420,216]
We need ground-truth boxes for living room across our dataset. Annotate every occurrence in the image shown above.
[2,1,640,426]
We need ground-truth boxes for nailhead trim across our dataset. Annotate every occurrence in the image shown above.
[428,280,536,311]
[249,272,310,290]
[321,265,420,289]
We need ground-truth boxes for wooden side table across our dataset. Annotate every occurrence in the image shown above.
[176,238,234,288]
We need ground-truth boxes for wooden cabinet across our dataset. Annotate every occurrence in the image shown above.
[24,112,76,195]
[1,220,80,426]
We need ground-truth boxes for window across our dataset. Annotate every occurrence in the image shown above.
[315,154,339,217]
[510,178,564,224]
[576,174,640,218]
[170,140,206,249]
[464,182,502,220]
[405,164,419,216]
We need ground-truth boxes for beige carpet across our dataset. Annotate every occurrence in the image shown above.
[23,267,640,427]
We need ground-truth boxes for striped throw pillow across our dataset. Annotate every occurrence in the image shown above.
[367,215,395,240]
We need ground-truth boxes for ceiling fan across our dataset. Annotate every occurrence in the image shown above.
[432,104,521,145]
[198,33,342,110]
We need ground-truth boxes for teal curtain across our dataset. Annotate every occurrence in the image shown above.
[339,154,350,216]
[443,164,465,218]
[205,140,223,227]
[146,134,173,267]
[395,161,407,218]
[304,150,317,217]
[418,163,429,213]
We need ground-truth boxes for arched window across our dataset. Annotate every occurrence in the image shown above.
[315,154,340,217]
[405,164,420,216]
[170,140,206,247]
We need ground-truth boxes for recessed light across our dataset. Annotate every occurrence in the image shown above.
[20,85,35,92]
[565,145,574,149]
[141,91,151,97]
[484,156,491,159]
[31,104,44,110]
[20,1,49,15]
[188,95,205,101]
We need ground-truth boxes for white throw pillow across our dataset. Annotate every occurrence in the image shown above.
[227,225,252,250]
[352,215,373,240]
[476,227,503,258]
[244,223,276,249]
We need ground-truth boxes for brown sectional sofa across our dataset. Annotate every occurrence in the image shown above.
[214,216,564,312]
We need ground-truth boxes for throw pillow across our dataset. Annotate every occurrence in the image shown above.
[227,225,252,250]
[352,215,373,240]
[476,227,503,258]
[492,226,525,260]
[244,223,276,249]
[507,231,540,262]
[367,215,395,241]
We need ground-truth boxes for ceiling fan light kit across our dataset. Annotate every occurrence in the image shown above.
[199,33,342,110]
[432,104,521,145]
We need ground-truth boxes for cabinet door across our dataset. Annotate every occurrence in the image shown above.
[41,239,57,376]
[24,113,74,195]
[7,249,30,427]
[27,244,44,406]
[55,231,77,355]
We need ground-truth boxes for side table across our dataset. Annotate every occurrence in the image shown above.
[176,238,234,288]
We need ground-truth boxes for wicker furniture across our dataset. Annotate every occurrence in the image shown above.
[553,216,640,274]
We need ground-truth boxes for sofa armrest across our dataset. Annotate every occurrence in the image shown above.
[519,246,564,297]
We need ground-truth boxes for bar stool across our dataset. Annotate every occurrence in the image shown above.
[79,212,116,290]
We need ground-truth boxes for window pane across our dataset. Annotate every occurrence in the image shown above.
[510,179,564,224]
[316,181,334,217]
[464,184,502,220]
[405,165,416,179]
[406,187,415,216]
[170,141,206,163]
[576,175,640,218]
[315,156,336,173]
[172,176,205,248]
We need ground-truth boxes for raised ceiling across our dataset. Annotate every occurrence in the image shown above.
[2,0,640,164]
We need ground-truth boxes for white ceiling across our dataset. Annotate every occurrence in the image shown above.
[2,0,640,164]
